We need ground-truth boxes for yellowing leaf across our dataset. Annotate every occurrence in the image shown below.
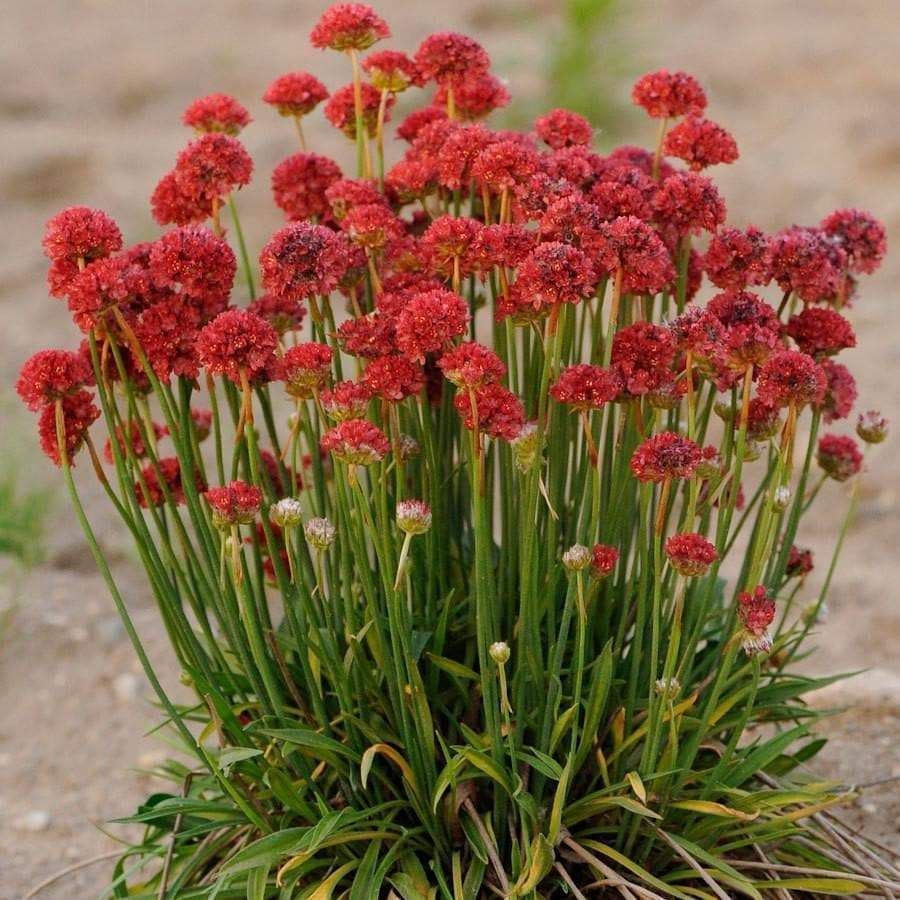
[625,770,647,804]
[669,799,758,821]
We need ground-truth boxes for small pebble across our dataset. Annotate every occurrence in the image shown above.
[14,810,51,832]
[113,673,140,702]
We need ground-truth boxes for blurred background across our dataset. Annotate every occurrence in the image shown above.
[2,0,899,894]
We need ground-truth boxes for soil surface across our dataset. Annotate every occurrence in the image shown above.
[2,1,899,896]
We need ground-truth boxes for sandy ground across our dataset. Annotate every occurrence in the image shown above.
[2,0,899,896]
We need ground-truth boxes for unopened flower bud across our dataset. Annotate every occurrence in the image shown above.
[288,411,300,430]
[397,433,421,460]
[305,516,336,550]
[270,497,303,528]
[179,671,194,687]
[489,641,510,664]
[857,410,888,444]
[772,485,791,511]
[511,421,539,473]
[742,441,761,462]
[713,401,734,423]
[654,676,680,699]
[695,447,720,480]
[562,543,592,571]
[396,499,432,535]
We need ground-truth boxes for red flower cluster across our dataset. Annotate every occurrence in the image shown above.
[703,226,772,290]
[817,434,863,481]
[591,544,619,579]
[596,216,675,293]
[37,389,100,466]
[196,309,278,383]
[206,480,263,527]
[756,350,826,409]
[321,418,390,464]
[394,289,469,361]
[259,222,350,300]
[550,364,620,411]
[263,72,329,117]
[631,70,707,119]
[630,432,702,482]
[665,532,718,576]
[612,323,676,397]
[654,172,726,235]
[817,360,857,424]
[272,153,343,221]
[363,354,425,401]
[438,342,505,390]
[182,94,251,135]
[321,380,373,421]
[274,343,334,398]
[663,117,738,170]
[453,383,525,441]
[43,207,123,271]
[785,307,855,358]
[362,50,421,93]
[534,108,593,149]
[325,83,392,139]
[310,3,389,51]
[770,226,846,304]
[738,585,776,640]
[820,208,886,275]
[414,32,490,85]
[16,349,94,411]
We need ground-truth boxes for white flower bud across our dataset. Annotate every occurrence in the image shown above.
[305,516,336,550]
[772,485,791,511]
[489,641,510,664]
[270,498,303,528]
[396,500,432,535]
[562,543,592,571]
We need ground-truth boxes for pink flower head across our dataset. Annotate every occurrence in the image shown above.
[196,308,278,383]
[325,177,387,220]
[274,342,333,399]
[817,434,863,481]
[42,206,122,268]
[133,298,202,380]
[630,431,702,482]
[337,312,396,358]
[309,3,389,51]
[590,165,657,222]
[37,389,99,466]
[611,322,677,396]
[654,171,725,235]
[394,289,470,361]
[663,117,738,170]
[363,354,425,401]
[590,544,619,579]
[770,226,847,304]
[472,139,539,193]
[206,480,262,527]
[342,202,405,250]
[815,360,857,424]
[703,226,773,290]
[148,226,236,309]
[706,289,781,372]
[434,73,510,121]
[396,106,448,142]
[320,418,390,465]
[65,255,148,334]
[550,364,621,411]
[247,293,307,336]
[320,380,373,421]
[470,223,536,274]
[453,383,525,441]
[534,108,593,149]
[414,32,490,86]
[182,93,251,135]
[820,208,886,275]
[362,50,422,92]
[631,70,707,119]
[385,158,439,202]
[595,215,676,293]
[756,350,826,409]
[438,342,505,390]
[665,532,717,577]
[259,222,350,300]
[432,123,491,190]
[263,72,329,117]
[785,307,856,358]
[272,153,343,221]
[745,398,782,442]
[136,457,204,508]
[150,169,214,227]
[539,194,604,250]
[173,133,253,203]
[738,585,776,652]
[324,82,392,139]
[421,215,482,278]
[514,242,597,311]
[17,349,94,411]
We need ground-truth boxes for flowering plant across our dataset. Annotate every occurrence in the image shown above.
[18,4,899,895]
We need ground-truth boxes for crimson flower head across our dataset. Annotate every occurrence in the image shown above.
[654,171,726,235]
[363,354,425,401]
[206,480,262,528]
[263,72,329,117]
[362,50,421,92]
[770,226,846,304]
[663,116,738,170]
[738,585,776,654]
[472,139,539,193]
[434,74,510,121]
[342,202,405,251]
[453,383,525,441]
[785,307,856,358]
[66,255,147,334]
[612,322,677,396]
[338,312,396,358]
[703,226,772,290]
[414,32,490,85]
[320,380,373,421]
[274,342,333,399]
[706,289,781,373]
[630,431,702,482]
[534,108,593,149]
[432,123,490,190]
[786,545,814,580]
[247,293,307,336]
[174,133,253,203]
[182,93,251,135]
[43,206,122,268]
[631,70,707,119]
[514,242,597,311]
[272,153,342,221]
[259,222,350,300]
[470,224,536,274]
[821,208,887,276]
[325,177,386,220]
[590,165,656,222]
[309,3,389,51]
[150,170,213,227]
[325,82,392,139]
[595,215,676,293]
[816,360,857,424]
[17,349,94,411]
[148,226,236,309]
[37,389,99,466]
[665,532,717,577]
[817,434,863,482]
[438,342,505,390]
[321,418,390,465]
[756,350,826,409]
[550,364,620,411]
[196,309,278,384]
[396,106,448,142]
[394,288,470,362]
[591,544,619,579]
[135,457,195,508]
[421,215,482,278]
[134,298,201,380]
